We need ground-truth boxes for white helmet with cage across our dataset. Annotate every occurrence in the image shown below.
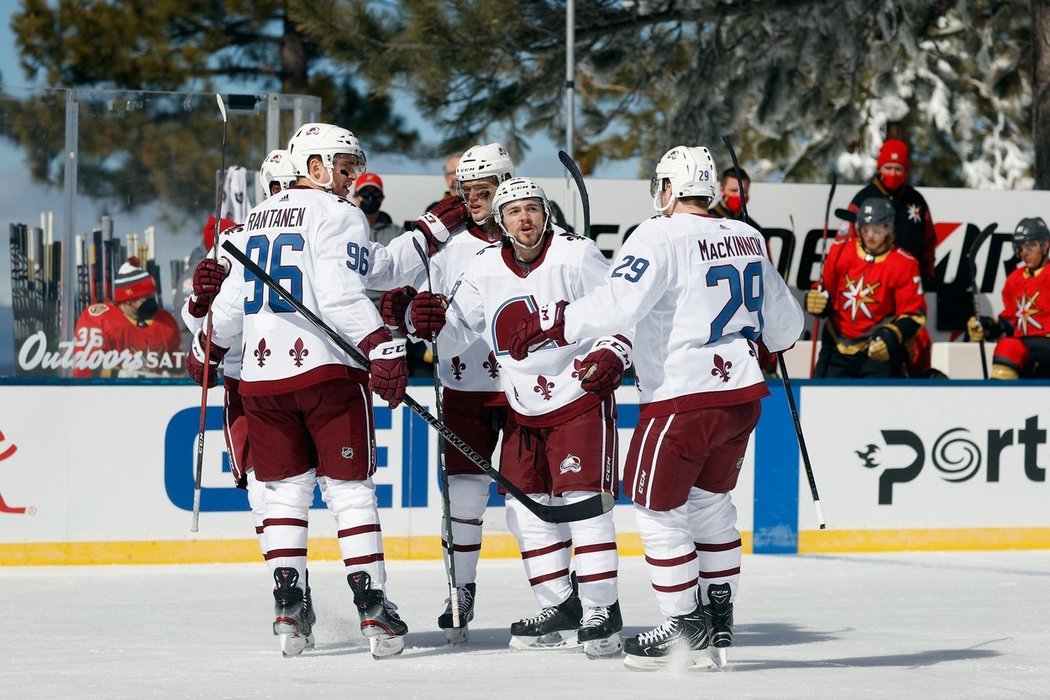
[492,176,551,250]
[259,149,297,194]
[286,122,366,191]
[650,145,717,212]
[455,143,515,189]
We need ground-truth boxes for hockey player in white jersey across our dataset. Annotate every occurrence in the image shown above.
[378,143,515,643]
[184,151,323,645]
[409,177,629,658]
[508,147,804,669]
[189,122,437,659]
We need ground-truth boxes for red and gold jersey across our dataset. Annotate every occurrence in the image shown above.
[1000,264,1050,338]
[72,302,182,377]
[822,239,926,344]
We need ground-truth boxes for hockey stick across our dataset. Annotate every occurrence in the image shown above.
[411,238,461,630]
[721,134,826,529]
[967,223,998,379]
[809,170,837,378]
[558,150,590,237]
[222,240,614,525]
[191,93,228,533]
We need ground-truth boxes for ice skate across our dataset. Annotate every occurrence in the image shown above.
[304,569,317,627]
[348,571,408,659]
[623,605,712,671]
[704,583,733,669]
[438,582,476,644]
[509,595,582,651]
[272,567,314,657]
[577,600,623,658]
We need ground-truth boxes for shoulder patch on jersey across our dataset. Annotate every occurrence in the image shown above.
[475,243,500,255]
[88,303,109,317]
[558,232,585,241]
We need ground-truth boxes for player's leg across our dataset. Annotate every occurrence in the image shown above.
[502,414,578,650]
[548,396,622,657]
[307,376,407,659]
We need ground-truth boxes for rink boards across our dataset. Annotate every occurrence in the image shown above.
[0,380,1047,565]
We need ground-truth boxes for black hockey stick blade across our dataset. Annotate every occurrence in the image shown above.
[221,240,614,524]
[834,207,855,223]
[558,150,590,237]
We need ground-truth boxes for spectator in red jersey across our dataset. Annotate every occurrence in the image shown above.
[73,257,182,377]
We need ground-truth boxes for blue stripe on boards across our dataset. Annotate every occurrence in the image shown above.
[753,382,800,553]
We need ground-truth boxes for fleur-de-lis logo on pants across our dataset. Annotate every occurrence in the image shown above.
[534,375,555,401]
[483,351,500,378]
[711,354,733,383]
[290,338,310,367]
[450,356,466,381]
[254,338,271,367]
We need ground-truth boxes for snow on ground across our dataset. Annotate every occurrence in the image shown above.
[1,551,1048,699]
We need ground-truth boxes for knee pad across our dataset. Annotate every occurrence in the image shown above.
[447,474,490,521]
[265,471,316,512]
[992,337,1028,379]
[321,477,377,513]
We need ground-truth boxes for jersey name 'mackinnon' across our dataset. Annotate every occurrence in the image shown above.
[696,235,764,261]
[245,206,307,231]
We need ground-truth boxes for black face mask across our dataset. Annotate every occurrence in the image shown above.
[137,296,159,322]
[358,191,382,215]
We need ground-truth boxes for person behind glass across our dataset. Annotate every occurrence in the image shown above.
[188,122,412,660]
[73,257,181,378]
[968,217,1050,379]
[711,166,759,229]
[807,197,926,378]
[427,152,462,211]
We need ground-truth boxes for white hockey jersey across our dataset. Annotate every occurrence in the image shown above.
[440,230,619,425]
[408,222,505,393]
[208,187,425,396]
[564,213,804,415]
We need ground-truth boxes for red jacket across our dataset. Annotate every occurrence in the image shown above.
[1000,264,1050,338]
[73,302,182,377]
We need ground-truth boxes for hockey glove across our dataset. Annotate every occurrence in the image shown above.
[360,327,408,408]
[867,325,902,363]
[409,291,449,336]
[187,258,230,318]
[578,336,632,399]
[415,195,469,254]
[805,289,829,316]
[508,300,568,361]
[380,286,417,335]
[187,331,229,388]
[967,316,986,342]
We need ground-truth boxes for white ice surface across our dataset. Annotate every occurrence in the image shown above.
[2,552,1048,699]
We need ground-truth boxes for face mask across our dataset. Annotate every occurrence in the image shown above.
[358,192,382,215]
[881,171,906,191]
[724,193,744,214]
[137,296,159,322]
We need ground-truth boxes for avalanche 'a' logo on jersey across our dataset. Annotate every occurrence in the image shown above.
[491,296,569,356]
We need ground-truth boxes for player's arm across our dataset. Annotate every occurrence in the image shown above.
[424,272,486,356]
[760,255,805,353]
[563,224,669,343]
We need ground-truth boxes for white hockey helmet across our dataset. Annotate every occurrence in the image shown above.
[259,149,297,194]
[492,176,551,250]
[287,122,366,190]
[650,145,717,212]
[455,143,515,188]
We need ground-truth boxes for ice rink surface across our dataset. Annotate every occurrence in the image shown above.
[2,551,1048,699]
